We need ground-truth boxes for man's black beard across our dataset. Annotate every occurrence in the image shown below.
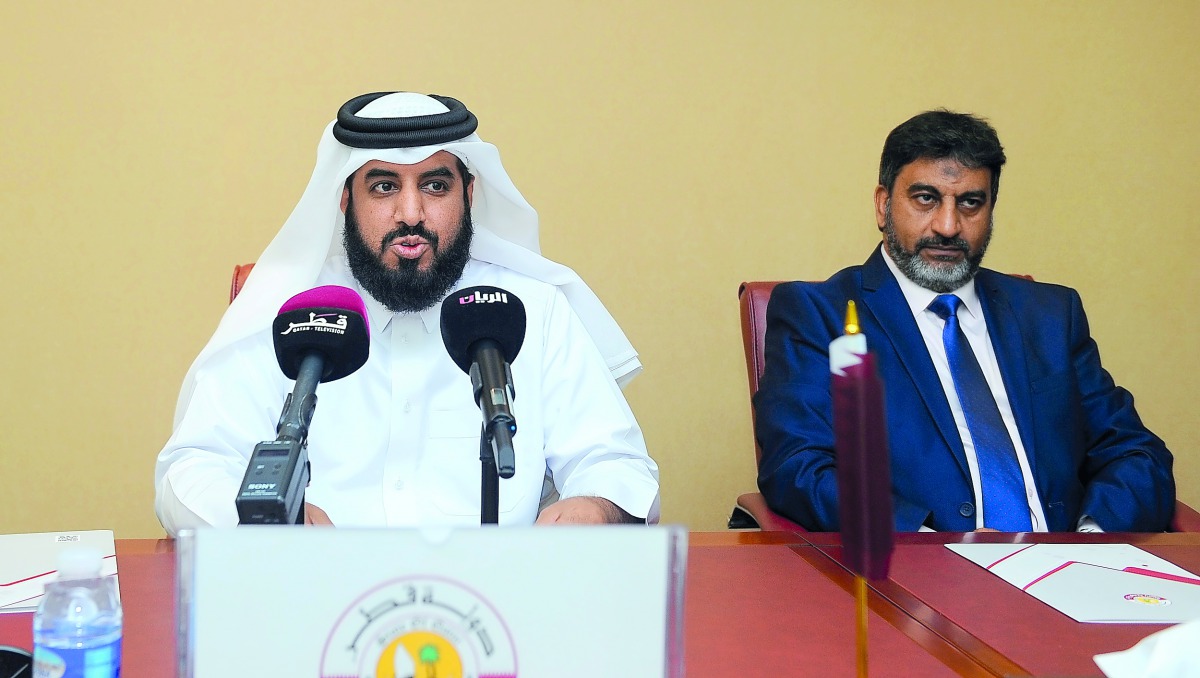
[343,199,474,314]
[882,202,991,293]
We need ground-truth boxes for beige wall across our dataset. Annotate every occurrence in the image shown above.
[1,2,1195,537]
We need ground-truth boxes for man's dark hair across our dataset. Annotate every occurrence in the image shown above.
[878,109,1006,202]
[453,156,473,196]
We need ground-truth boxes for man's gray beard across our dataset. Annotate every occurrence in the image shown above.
[882,201,992,293]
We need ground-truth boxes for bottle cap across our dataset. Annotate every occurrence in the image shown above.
[56,547,104,581]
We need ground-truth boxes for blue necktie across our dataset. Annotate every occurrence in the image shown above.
[928,294,1032,531]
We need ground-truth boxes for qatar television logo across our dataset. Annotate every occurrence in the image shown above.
[320,576,518,678]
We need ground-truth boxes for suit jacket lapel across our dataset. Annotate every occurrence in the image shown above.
[976,271,1038,479]
[859,249,970,478]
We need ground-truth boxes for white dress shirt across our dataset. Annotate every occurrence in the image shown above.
[155,258,660,535]
[880,248,1050,531]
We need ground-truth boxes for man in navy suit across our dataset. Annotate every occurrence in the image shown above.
[755,110,1175,532]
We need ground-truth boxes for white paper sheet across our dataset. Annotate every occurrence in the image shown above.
[946,543,1200,623]
[1095,617,1200,677]
[0,530,118,613]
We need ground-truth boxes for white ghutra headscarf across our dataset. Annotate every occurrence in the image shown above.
[173,92,641,425]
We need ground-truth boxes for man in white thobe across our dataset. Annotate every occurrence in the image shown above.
[155,92,659,534]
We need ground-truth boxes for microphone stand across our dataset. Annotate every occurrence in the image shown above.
[236,354,320,525]
[470,350,517,525]
[479,424,500,525]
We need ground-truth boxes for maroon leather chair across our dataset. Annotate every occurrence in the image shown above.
[230,263,255,303]
[729,281,805,531]
[732,280,1200,533]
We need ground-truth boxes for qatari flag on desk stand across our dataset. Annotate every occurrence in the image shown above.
[831,300,894,678]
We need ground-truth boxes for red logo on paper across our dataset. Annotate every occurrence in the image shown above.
[1123,593,1170,606]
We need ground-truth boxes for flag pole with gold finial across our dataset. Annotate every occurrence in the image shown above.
[830,300,894,678]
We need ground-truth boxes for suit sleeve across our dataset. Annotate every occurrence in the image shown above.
[753,284,931,531]
[1069,290,1175,531]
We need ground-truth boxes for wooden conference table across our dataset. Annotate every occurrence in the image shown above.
[2,531,1197,677]
[804,531,1200,677]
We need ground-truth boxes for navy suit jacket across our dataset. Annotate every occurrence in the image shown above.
[754,248,1175,532]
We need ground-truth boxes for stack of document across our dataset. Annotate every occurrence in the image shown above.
[948,543,1200,623]
[0,530,118,613]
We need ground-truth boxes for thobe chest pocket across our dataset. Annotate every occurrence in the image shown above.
[421,408,533,517]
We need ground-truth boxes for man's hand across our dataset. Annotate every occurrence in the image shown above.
[304,502,334,526]
[535,496,638,525]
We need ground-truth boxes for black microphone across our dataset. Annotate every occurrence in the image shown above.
[236,285,370,525]
[440,286,526,479]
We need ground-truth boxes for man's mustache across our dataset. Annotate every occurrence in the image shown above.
[915,236,969,252]
[381,223,439,252]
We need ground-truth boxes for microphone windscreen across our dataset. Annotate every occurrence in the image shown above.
[272,285,370,382]
[279,285,370,327]
[440,286,526,372]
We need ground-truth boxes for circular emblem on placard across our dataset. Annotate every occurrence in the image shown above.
[1123,593,1170,606]
[320,576,518,678]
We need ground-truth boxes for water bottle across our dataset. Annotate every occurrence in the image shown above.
[32,548,122,678]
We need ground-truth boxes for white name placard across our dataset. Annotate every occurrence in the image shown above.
[178,526,686,677]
